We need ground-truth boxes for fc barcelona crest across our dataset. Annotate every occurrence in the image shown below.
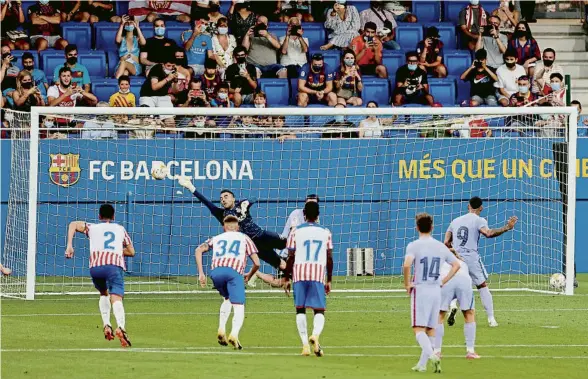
[49,153,81,187]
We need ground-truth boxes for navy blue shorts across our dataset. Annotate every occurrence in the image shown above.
[211,267,246,305]
[294,281,326,310]
[90,265,125,296]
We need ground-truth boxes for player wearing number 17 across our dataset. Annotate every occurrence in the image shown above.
[285,202,333,357]
[403,213,461,373]
[65,204,135,347]
[195,216,260,350]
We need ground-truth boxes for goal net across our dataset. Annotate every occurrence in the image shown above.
[1,106,578,299]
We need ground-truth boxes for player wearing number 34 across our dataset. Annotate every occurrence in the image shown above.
[65,204,135,348]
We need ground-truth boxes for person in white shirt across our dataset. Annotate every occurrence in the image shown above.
[81,102,118,139]
[494,48,526,106]
[279,17,309,78]
[532,48,564,94]
[359,101,383,138]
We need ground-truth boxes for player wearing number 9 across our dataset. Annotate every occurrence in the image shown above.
[65,203,135,348]
[195,215,260,350]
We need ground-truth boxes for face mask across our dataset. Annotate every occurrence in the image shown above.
[344,58,354,67]
[209,4,220,12]
[407,64,417,71]
[21,82,33,89]
[312,64,322,72]
[518,85,529,94]
[236,56,246,64]
[218,92,228,100]
[67,56,77,65]
[44,121,54,128]
[39,0,50,5]
[543,59,554,67]
[550,82,561,91]
[254,103,265,108]
[200,24,208,33]
[119,88,130,94]
[194,120,206,127]
[218,27,228,35]
[124,25,135,32]
[154,27,166,37]
[505,61,516,68]
[335,115,345,123]
[24,65,34,71]
[470,0,479,5]
[0,0,5,5]
[514,30,525,38]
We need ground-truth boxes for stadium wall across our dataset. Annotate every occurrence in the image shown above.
[1,139,588,275]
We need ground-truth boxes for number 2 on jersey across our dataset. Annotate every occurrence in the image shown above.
[456,226,469,247]
[215,240,241,257]
[303,240,322,261]
[420,257,440,281]
[103,232,115,250]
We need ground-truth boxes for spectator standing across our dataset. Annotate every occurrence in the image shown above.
[416,26,447,78]
[81,102,117,139]
[460,49,498,106]
[276,0,314,23]
[210,81,234,107]
[27,0,69,51]
[228,0,256,44]
[78,0,120,24]
[495,48,526,106]
[360,0,400,50]
[335,49,363,106]
[350,22,387,79]
[508,21,540,77]
[201,59,222,101]
[532,48,563,95]
[52,45,91,94]
[109,75,136,107]
[224,46,258,107]
[384,1,418,23]
[138,49,178,128]
[458,0,489,51]
[140,19,179,75]
[491,0,519,37]
[242,16,287,78]
[279,17,309,79]
[183,17,214,76]
[211,17,237,77]
[475,15,508,70]
[297,53,338,107]
[1,0,30,50]
[393,51,434,106]
[321,0,360,51]
[114,16,147,79]
[359,101,384,138]
[12,70,45,111]
[21,52,49,97]
[207,1,224,24]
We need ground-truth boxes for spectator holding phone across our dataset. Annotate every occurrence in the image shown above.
[183,16,214,77]
[139,48,177,128]
[1,0,30,51]
[360,1,400,50]
[47,66,97,113]
[182,77,210,107]
[243,15,287,78]
[335,49,363,106]
[21,52,49,97]
[12,70,45,111]
[349,22,387,79]
[321,0,360,51]
[224,46,258,107]
[460,49,498,106]
[475,15,508,70]
[279,17,309,79]
[114,15,147,79]
[509,75,536,107]
[416,26,447,78]
[458,0,489,51]
[393,51,434,106]
[508,21,540,77]
[211,17,237,77]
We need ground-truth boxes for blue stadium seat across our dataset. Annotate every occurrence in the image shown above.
[429,78,456,105]
[106,50,118,77]
[395,25,423,50]
[79,51,107,77]
[443,50,472,77]
[91,79,119,102]
[116,1,130,16]
[412,1,441,22]
[268,22,288,37]
[260,79,290,106]
[21,1,36,21]
[310,50,340,74]
[220,1,232,16]
[424,22,456,50]
[382,51,405,79]
[40,50,65,75]
[129,77,145,100]
[480,1,500,10]
[303,23,327,50]
[443,1,469,23]
[453,76,472,103]
[166,25,189,47]
[362,78,390,105]
[9,50,39,70]
[289,78,299,105]
[62,22,92,50]
[95,22,121,51]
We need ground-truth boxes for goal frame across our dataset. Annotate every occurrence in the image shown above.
[25,106,579,299]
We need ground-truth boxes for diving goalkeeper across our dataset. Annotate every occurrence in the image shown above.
[178,177,287,270]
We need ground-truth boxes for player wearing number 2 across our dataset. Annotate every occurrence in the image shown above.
[195,215,260,350]
[444,196,518,327]
[65,204,135,347]
[286,202,333,357]
[403,213,461,373]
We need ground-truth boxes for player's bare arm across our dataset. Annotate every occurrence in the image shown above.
[123,243,136,258]
[402,255,415,294]
[195,242,210,287]
[244,253,260,284]
[444,230,453,249]
[480,216,518,238]
[65,221,87,258]
[326,249,333,294]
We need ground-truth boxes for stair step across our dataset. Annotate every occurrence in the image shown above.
[572,79,588,88]
[555,51,588,60]
[558,64,588,78]
[533,24,585,34]
[533,36,587,52]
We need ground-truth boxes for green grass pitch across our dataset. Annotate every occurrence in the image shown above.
[2,275,588,379]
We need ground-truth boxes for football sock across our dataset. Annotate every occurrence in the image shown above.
[478,286,495,319]
[312,313,325,337]
[112,300,125,330]
[416,331,433,367]
[464,322,476,353]
[219,299,232,333]
[296,314,308,345]
[99,296,111,327]
[434,323,444,352]
[231,304,245,338]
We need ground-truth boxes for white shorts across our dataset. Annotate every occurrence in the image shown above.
[411,285,441,328]
[30,35,63,47]
[139,96,174,120]
[440,275,474,311]
[461,253,489,287]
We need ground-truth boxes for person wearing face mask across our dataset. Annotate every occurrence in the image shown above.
[21,52,48,97]
[321,0,360,51]
[350,21,387,79]
[170,47,192,103]
[393,51,434,106]
[532,48,563,95]
[416,26,447,78]
[183,16,214,77]
[210,81,234,107]
[140,18,179,75]
[185,115,216,139]
[491,0,519,36]
[114,15,147,79]
[508,21,541,77]
[211,17,237,76]
[458,0,489,51]
[508,76,536,110]
[475,15,508,70]
[225,46,258,107]
[27,0,69,51]
[109,75,136,107]
[52,44,92,95]
[297,53,338,107]
[1,46,20,99]
[279,17,309,79]
[359,1,400,50]
[12,70,45,112]
[139,48,178,129]
[495,48,526,107]
[335,49,363,106]
[543,72,565,107]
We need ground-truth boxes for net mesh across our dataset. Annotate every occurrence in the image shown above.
[0,108,574,297]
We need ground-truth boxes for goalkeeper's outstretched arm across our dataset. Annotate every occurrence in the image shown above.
[480,216,518,238]
[178,177,224,223]
[65,221,87,258]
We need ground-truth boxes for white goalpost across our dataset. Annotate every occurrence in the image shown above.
[0,106,578,299]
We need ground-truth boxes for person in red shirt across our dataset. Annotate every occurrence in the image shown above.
[349,21,387,79]
[28,1,69,51]
[508,75,536,107]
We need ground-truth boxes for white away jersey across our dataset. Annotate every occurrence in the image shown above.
[281,209,305,238]
[85,222,131,270]
[405,236,457,286]
[287,222,333,284]
[447,213,488,253]
[440,260,470,281]
[207,231,258,275]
